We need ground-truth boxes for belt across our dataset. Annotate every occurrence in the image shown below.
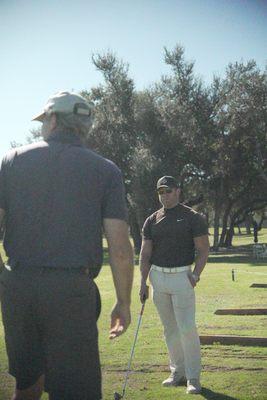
[151,264,191,273]
[5,264,93,277]
[38,266,92,275]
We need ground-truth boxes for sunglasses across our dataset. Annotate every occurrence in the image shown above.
[157,187,173,195]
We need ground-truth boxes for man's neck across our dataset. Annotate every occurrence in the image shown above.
[164,202,179,210]
[45,130,83,145]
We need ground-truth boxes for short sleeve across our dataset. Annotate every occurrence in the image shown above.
[191,212,208,238]
[0,158,7,211]
[102,165,127,221]
[142,217,152,240]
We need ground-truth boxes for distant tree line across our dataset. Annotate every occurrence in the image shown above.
[28,45,267,251]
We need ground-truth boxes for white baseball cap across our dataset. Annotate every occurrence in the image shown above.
[32,91,93,122]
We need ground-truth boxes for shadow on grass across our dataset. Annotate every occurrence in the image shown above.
[103,242,266,266]
[208,255,255,264]
[202,387,238,400]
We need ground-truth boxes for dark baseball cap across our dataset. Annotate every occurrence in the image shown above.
[156,176,178,189]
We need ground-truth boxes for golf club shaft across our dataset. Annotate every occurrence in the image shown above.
[122,302,145,396]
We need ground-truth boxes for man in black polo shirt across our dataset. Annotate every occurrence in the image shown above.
[139,176,209,395]
[0,91,133,400]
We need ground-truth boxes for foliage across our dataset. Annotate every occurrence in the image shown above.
[208,61,267,246]
[82,51,136,191]
[25,46,267,249]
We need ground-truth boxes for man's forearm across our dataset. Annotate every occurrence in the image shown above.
[103,219,134,306]
[139,239,152,285]
[140,258,151,285]
[139,251,151,303]
[109,240,134,305]
[193,249,209,278]
[192,235,209,280]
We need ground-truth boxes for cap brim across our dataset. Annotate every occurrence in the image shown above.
[157,184,177,189]
[32,112,45,122]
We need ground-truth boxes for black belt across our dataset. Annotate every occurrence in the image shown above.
[38,266,92,275]
[5,263,95,278]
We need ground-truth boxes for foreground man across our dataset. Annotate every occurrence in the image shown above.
[139,176,209,395]
[0,91,133,400]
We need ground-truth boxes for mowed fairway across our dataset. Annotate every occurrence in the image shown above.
[0,229,267,400]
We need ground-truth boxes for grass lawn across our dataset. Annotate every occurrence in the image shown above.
[0,229,267,399]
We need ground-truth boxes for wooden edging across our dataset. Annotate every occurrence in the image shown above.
[200,335,267,347]
[214,308,267,315]
[250,284,267,288]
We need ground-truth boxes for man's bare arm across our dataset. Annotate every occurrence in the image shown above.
[139,239,153,303]
[0,208,5,268]
[103,218,134,339]
[188,234,209,287]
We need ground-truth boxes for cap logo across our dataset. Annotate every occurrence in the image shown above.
[161,178,167,184]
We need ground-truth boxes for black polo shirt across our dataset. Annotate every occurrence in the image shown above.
[142,203,208,267]
[0,131,127,273]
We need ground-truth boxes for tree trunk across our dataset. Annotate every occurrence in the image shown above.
[212,179,224,250]
[219,202,232,247]
[252,221,258,243]
[213,200,221,250]
[225,224,234,247]
[245,218,251,234]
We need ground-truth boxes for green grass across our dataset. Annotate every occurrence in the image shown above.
[0,229,267,399]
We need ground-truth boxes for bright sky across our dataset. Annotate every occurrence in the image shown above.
[1,0,266,160]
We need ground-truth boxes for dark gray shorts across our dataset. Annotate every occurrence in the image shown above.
[0,266,102,400]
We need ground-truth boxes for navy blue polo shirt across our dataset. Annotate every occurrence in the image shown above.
[0,131,127,272]
[142,203,208,267]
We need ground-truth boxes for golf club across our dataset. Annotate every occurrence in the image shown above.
[114,302,146,400]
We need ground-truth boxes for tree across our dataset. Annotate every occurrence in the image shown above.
[82,51,136,189]
[24,47,266,251]
[129,46,213,250]
[208,61,267,247]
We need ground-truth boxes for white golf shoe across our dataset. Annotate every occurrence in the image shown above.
[186,379,202,394]
[162,371,187,387]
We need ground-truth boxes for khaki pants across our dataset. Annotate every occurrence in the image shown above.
[149,267,201,379]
